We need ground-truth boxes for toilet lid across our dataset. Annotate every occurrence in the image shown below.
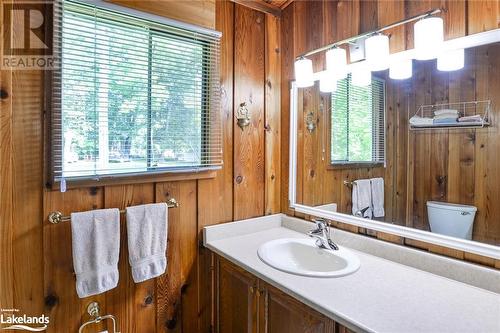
[426,201,477,212]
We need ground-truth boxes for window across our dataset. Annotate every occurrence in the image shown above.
[50,0,221,182]
[330,74,385,165]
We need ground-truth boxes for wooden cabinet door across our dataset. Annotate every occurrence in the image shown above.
[216,257,258,333]
[259,281,334,333]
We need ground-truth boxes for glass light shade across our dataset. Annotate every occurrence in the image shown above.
[294,58,314,88]
[364,34,390,71]
[351,66,372,87]
[326,47,347,79]
[414,17,444,60]
[319,73,337,93]
[389,59,413,80]
[437,49,465,71]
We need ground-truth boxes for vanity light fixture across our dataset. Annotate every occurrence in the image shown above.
[414,16,444,60]
[351,66,371,87]
[437,48,465,71]
[294,57,314,88]
[365,34,390,71]
[319,72,337,93]
[293,8,442,87]
[389,58,413,80]
[326,47,348,79]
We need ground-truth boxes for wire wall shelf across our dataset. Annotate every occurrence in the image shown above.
[409,100,491,130]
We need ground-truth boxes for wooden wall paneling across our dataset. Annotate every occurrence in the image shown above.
[410,62,433,231]
[265,13,281,215]
[446,55,475,205]
[12,70,44,315]
[473,44,500,245]
[155,181,198,332]
[429,72,450,204]
[280,3,294,216]
[393,82,409,225]
[104,184,156,333]
[0,37,14,312]
[43,188,105,333]
[377,1,405,226]
[302,85,321,206]
[197,1,235,332]
[106,0,216,29]
[378,0,405,53]
[233,4,266,220]
[467,0,499,34]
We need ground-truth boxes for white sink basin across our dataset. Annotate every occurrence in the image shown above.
[257,238,360,277]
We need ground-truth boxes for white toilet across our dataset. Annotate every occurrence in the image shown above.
[426,201,477,240]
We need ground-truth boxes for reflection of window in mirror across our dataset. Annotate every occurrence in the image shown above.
[330,74,385,167]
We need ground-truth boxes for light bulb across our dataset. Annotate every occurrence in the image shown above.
[365,34,390,71]
[414,17,444,60]
[351,66,371,87]
[294,57,314,88]
[319,73,337,93]
[437,49,464,71]
[326,47,347,79]
[389,58,413,80]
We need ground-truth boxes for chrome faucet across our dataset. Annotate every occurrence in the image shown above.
[307,218,339,251]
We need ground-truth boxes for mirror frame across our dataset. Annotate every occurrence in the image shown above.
[289,28,500,260]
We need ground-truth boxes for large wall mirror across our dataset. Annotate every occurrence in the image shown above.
[289,31,500,259]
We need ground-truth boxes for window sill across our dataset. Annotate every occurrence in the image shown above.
[327,162,385,170]
[48,167,220,191]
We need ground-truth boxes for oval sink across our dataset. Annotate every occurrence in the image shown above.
[257,238,360,277]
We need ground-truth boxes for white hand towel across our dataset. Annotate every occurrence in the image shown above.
[70,208,120,298]
[371,177,385,218]
[352,179,373,218]
[126,203,168,283]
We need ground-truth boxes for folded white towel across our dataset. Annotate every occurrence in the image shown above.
[434,109,459,116]
[458,115,482,122]
[371,178,385,218]
[433,113,458,120]
[71,208,120,298]
[352,179,373,218]
[126,203,168,283]
[409,115,433,126]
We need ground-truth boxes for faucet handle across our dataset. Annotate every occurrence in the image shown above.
[311,217,327,230]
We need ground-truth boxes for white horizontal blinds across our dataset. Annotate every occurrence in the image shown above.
[51,0,221,180]
[330,75,385,164]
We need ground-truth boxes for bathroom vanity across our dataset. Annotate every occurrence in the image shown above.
[204,214,500,333]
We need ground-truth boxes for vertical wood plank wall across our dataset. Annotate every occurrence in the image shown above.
[281,0,500,265]
[0,0,281,332]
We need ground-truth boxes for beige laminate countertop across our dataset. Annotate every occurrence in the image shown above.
[204,214,500,333]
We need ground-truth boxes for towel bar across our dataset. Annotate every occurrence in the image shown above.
[47,198,179,224]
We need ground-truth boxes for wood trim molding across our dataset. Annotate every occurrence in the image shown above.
[49,169,218,191]
[230,0,281,17]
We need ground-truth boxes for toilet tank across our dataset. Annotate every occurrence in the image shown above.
[426,201,477,240]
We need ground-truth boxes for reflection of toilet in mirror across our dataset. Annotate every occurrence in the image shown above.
[316,203,337,213]
[426,201,477,240]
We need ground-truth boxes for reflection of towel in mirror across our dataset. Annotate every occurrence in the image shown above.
[352,179,373,218]
[371,178,385,218]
